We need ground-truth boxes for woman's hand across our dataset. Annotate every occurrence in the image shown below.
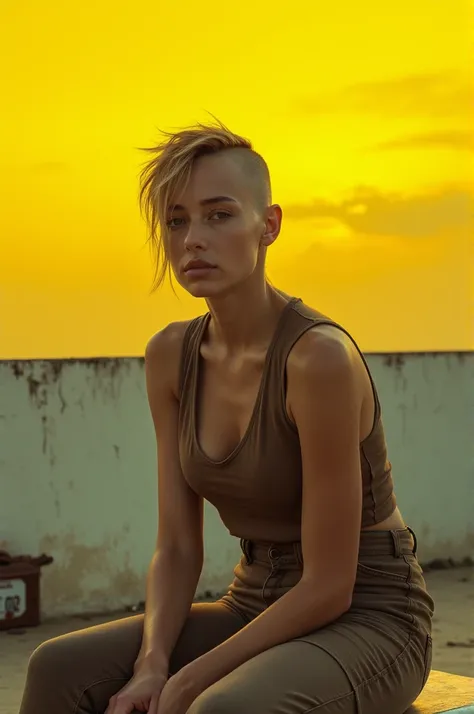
[157,665,203,714]
[105,663,168,714]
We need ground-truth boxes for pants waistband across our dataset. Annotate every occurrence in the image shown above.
[240,527,417,566]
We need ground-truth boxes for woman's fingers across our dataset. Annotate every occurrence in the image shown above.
[148,693,160,714]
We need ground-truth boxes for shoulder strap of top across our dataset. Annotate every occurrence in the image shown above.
[268,300,381,429]
[178,314,209,400]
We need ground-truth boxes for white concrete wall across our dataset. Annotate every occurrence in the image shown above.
[0,353,472,618]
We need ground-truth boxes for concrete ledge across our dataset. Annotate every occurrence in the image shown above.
[407,670,474,713]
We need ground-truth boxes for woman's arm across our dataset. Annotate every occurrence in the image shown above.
[135,323,204,675]
[179,325,366,696]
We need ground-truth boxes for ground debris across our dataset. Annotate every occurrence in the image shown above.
[125,600,145,613]
[446,639,474,648]
[423,556,474,572]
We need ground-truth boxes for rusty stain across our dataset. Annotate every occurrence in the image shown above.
[7,357,144,373]
[79,358,137,403]
[7,358,141,410]
[383,354,405,370]
[41,415,48,455]
[6,353,469,375]
[58,382,67,413]
[4,361,145,456]
[40,414,57,465]
[39,532,144,611]
[369,351,473,358]
[27,375,47,407]
[11,363,24,378]
[50,360,64,381]
[48,419,57,467]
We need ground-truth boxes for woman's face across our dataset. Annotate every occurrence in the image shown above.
[166,151,281,298]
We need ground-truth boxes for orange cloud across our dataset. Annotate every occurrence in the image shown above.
[371,130,474,152]
[293,71,473,118]
[283,185,474,239]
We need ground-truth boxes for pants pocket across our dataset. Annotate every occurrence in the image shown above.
[356,560,408,582]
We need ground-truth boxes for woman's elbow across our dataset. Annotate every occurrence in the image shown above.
[299,576,354,622]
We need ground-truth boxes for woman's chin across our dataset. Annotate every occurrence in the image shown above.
[179,272,227,299]
[186,283,221,299]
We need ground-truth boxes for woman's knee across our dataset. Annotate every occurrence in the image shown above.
[26,615,143,684]
[27,634,77,684]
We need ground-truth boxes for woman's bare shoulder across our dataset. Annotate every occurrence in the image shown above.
[146,320,193,359]
[287,322,355,375]
[145,320,194,397]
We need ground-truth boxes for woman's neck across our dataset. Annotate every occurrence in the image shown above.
[205,282,289,354]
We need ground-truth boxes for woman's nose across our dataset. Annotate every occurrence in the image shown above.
[183,224,206,250]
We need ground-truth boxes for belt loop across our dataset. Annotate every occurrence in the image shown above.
[293,541,303,566]
[406,527,418,555]
[240,538,253,565]
[390,529,402,557]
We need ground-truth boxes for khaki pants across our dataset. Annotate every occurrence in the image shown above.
[20,528,434,714]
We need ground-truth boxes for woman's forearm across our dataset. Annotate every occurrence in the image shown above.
[185,578,351,694]
[135,547,203,673]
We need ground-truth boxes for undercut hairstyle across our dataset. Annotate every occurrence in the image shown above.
[138,118,272,290]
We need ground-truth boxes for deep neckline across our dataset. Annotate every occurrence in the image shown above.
[191,297,300,466]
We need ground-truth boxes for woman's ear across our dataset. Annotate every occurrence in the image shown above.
[261,204,282,247]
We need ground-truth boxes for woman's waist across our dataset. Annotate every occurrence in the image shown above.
[228,528,433,630]
[239,527,417,568]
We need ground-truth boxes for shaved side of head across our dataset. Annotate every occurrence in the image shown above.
[227,147,272,214]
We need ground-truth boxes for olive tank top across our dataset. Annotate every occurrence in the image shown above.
[178,297,396,542]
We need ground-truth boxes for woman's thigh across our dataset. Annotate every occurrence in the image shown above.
[189,623,427,714]
[19,601,244,714]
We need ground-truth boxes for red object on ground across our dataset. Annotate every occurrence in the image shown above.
[0,551,53,631]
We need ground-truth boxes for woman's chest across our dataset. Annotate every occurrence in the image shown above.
[180,422,304,517]
[195,352,267,463]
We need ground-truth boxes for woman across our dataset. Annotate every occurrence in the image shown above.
[20,121,434,714]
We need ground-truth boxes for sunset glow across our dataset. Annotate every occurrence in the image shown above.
[1,1,472,358]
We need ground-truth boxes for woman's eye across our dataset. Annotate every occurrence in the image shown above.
[210,211,231,220]
[166,217,185,229]
[166,212,230,229]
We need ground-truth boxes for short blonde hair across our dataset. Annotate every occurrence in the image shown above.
[138,118,271,290]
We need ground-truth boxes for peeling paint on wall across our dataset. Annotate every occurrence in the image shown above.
[0,353,473,617]
[39,531,145,613]
[383,354,406,370]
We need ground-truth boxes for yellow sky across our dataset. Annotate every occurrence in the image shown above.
[1,0,473,358]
